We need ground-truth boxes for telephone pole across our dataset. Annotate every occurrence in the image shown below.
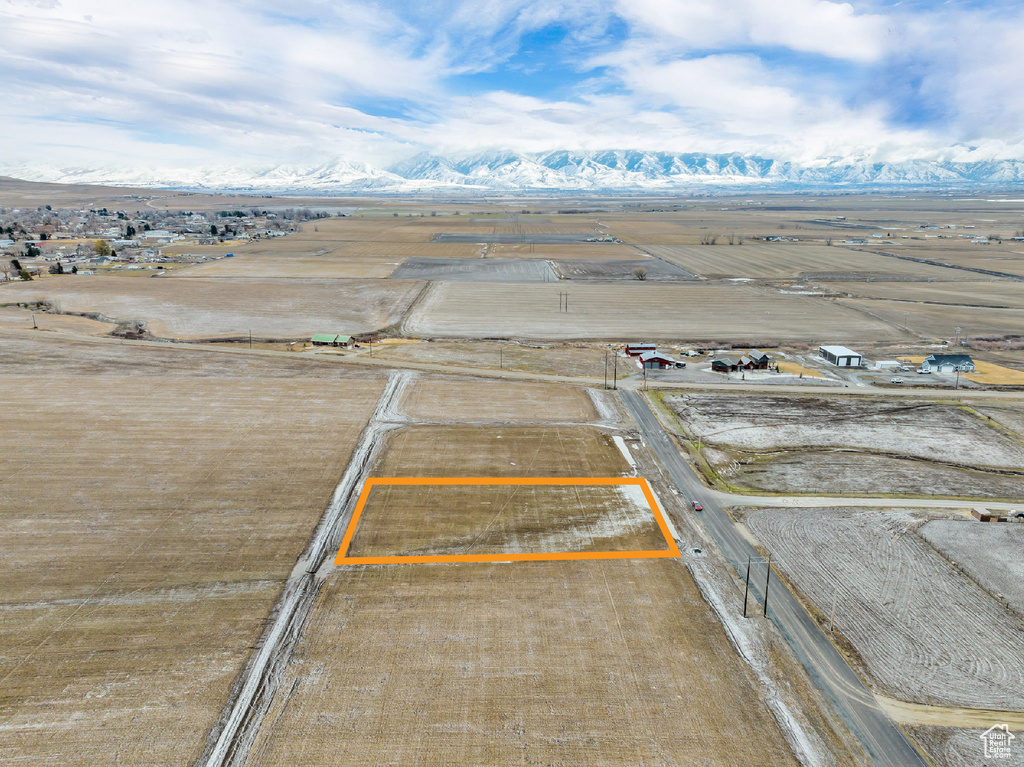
[604,350,608,389]
[613,351,617,389]
[764,553,772,617]
[743,557,752,617]
[248,328,252,349]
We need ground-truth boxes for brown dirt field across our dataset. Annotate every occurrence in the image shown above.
[405,281,902,341]
[374,425,630,478]
[167,253,403,279]
[334,241,483,258]
[646,243,976,280]
[489,243,646,259]
[399,377,598,422]
[247,559,799,767]
[0,275,424,339]
[828,280,1024,308]
[838,297,1024,339]
[375,340,623,379]
[0,305,113,335]
[0,369,387,764]
[347,484,668,556]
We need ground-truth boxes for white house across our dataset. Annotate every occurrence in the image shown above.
[921,354,974,373]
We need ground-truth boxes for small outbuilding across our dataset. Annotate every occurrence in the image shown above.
[626,342,657,357]
[921,354,974,373]
[819,345,862,367]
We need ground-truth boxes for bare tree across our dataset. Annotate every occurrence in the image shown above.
[825,236,833,246]
[632,266,648,281]
[728,233,735,245]
[700,232,719,245]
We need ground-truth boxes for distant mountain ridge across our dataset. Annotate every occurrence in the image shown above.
[6,150,1024,193]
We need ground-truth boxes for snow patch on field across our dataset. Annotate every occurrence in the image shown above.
[613,435,637,469]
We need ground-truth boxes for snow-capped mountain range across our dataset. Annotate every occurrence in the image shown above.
[6,150,1024,193]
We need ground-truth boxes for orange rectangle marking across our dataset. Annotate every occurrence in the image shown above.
[333,477,682,565]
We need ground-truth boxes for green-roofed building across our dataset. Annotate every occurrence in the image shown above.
[310,334,354,348]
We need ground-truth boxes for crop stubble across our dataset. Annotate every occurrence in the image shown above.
[0,361,386,764]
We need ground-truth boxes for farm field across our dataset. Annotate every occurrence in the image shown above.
[0,347,387,764]
[663,393,1024,496]
[837,296,1024,338]
[0,275,424,339]
[374,424,630,478]
[246,559,799,766]
[490,242,646,259]
[168,253,402,279]
[743,508,1024,710]
[828,279,1024,308]
[346,483,669,557]
[390,256,558,282]
[554,258,696,280]
[398,376,599,422]
[644,243,979,281]
[374,339,621,379]
[404,281,902,341]
[918,520,1024,614]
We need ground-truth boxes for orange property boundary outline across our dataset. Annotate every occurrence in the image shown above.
[334,477,682,566]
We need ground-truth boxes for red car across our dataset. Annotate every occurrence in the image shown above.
[691,500,703,511]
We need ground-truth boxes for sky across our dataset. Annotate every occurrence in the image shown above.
[2,0,1023,169]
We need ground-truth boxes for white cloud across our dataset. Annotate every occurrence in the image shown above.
[0,0,1022,169]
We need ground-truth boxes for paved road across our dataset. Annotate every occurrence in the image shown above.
[621,390,927,767]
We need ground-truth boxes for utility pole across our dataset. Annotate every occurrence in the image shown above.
[604,350,608,390]
[31,313,37,329]
[743,557,751,618]
[248,328,252,349]
[955,367,960,389]
[500,347,503,369]
[369,339,373,357]
[613,351,617,390]
[643,361,648,391]
[764,554,772,617]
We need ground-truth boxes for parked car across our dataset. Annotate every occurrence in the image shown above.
[917,368,931,374]
[890,377,904,384]
[691,500,703,511]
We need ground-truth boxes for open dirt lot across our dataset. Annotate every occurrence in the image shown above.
[0,275,424,339]
[490,242,646,259]
[404,281,902,341]
[730,450,1024,498]
[665,392,1024,463]
[374,425,630,478]
[644,243,976,281]
[664,393,1024,495]
[246,559,799,766]
[375,339,622,379]
[554,258,696,280]
[918,519,1024,615]
[398,376,599,423]
[347,483,668,557]
[390,257,558,282]
[837,296,1024,339]
[743,507,1024,710]
[168,253,403,279]
[0,351,386,764]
